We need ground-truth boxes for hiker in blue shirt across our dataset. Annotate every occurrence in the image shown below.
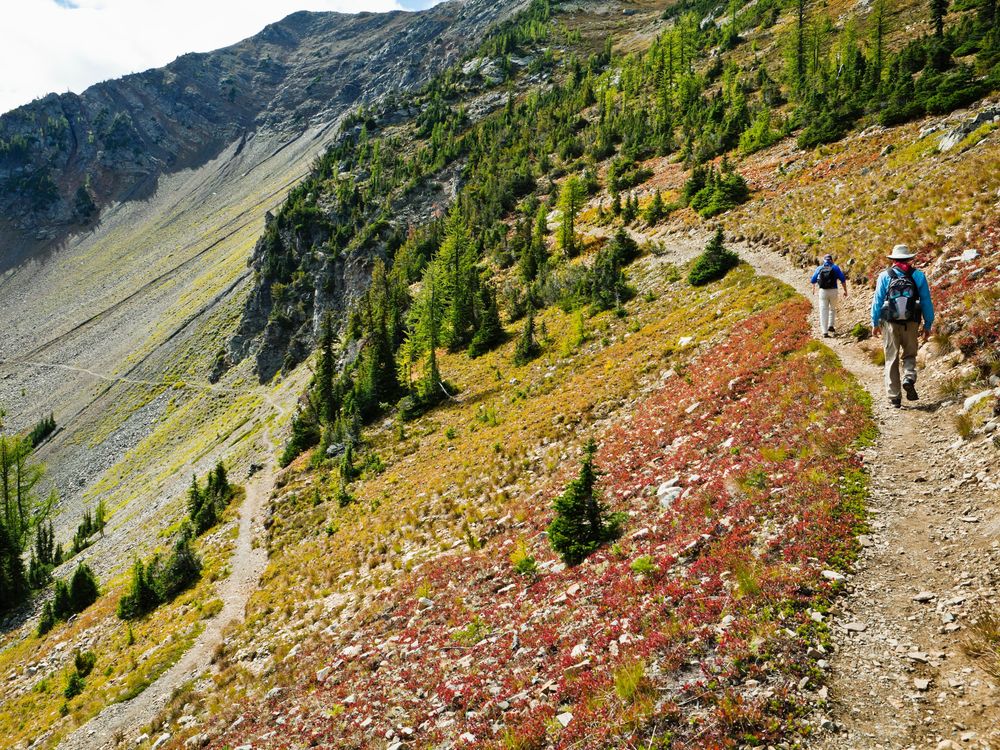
[871,244,935,408]
[809,254,848,337]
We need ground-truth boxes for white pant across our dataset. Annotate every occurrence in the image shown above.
[817,288,839,332]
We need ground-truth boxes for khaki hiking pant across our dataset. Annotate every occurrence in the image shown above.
[884,321,920,399]
[817,288,839,332]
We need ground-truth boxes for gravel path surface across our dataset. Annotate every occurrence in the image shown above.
[650,230,1000,749]
[54,388,293,750]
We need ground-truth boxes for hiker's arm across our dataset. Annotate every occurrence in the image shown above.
[837,267,848,297]
[871,274,887,331]
[918,272,935,333]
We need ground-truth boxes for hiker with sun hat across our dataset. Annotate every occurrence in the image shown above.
[871,244,935,408]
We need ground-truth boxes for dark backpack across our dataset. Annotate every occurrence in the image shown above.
[883,267,921,323]
[817,265,838,289]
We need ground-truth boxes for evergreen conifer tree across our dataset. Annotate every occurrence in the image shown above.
[117,559,160,620]
[513,304,541,365]
[95,500,107,536]
[0,520,27,612]
[688,228,740,286]
[37,601,55,636]
[340,442,355,483]
[34,521,55,566]
[212,462,229,500]
[931,0,949,37]
[52,578,72,620]
[69,563,99,613]
[28,553,50,589]
[557,176,586,257]
[193,495,217,534]
[418,276,444,404]
[589,242,630,312]
[356,263,400,416]
[643,189,665,225]
[547,440,623,565]
[159,531,201,598]
[335,480,353,508]
[441,212,477,351]
[468,282,505,358]
[187,475,202,519]
[316,312,338,426]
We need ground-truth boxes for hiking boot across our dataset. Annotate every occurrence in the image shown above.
[903,380,918,401]
[828,326,836,334]
[890,397,902,408]
[822,332,830,338]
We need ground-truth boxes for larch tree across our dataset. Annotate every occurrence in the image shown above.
[557,176,587,257]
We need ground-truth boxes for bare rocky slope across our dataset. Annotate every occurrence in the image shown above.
[0,0,523,262]
[0,0,525,547]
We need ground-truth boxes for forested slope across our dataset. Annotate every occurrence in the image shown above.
[137,0,998,747]
[3,0,999,747]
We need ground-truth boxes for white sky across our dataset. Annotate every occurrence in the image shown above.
[0,0,442,115]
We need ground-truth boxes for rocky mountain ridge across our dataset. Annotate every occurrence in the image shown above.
[0,0,525,268]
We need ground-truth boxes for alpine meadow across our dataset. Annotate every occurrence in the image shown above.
[1,0,999,749]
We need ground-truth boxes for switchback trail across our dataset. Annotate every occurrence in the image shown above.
[650,230,1000,749]
[55,385,293,750]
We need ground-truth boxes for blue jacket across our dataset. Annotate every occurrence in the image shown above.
[871,266,934,330]
[810,262,846,287]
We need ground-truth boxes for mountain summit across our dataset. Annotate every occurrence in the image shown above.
[0,0,524,263]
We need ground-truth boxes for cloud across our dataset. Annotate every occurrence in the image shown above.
[1,0,446,115]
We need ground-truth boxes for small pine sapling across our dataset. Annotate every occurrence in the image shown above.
[688,228,740,286]
[548,439,624,565]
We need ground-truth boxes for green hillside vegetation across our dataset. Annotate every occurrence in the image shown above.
[37,564,100,637]
[0,413,59,615]
[260,0,998,473]
[119,463,233,619]
[2,0,999,746]
[0,468,241,749]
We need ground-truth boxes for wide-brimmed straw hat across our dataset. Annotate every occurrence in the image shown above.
[887,244,916,260]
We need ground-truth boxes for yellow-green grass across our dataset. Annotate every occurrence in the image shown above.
[0,511,239,750]
[730,121,1000,278]
[216,263,796,690]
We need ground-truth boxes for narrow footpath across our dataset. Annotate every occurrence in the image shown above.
[55,390,291,750]
[655,230,1000,750]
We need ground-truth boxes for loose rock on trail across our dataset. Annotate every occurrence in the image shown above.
[55,387,295,750]
[645,229,1000,749]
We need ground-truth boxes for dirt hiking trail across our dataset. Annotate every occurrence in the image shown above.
[658,232,1000,750]
[55,388,292,750]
